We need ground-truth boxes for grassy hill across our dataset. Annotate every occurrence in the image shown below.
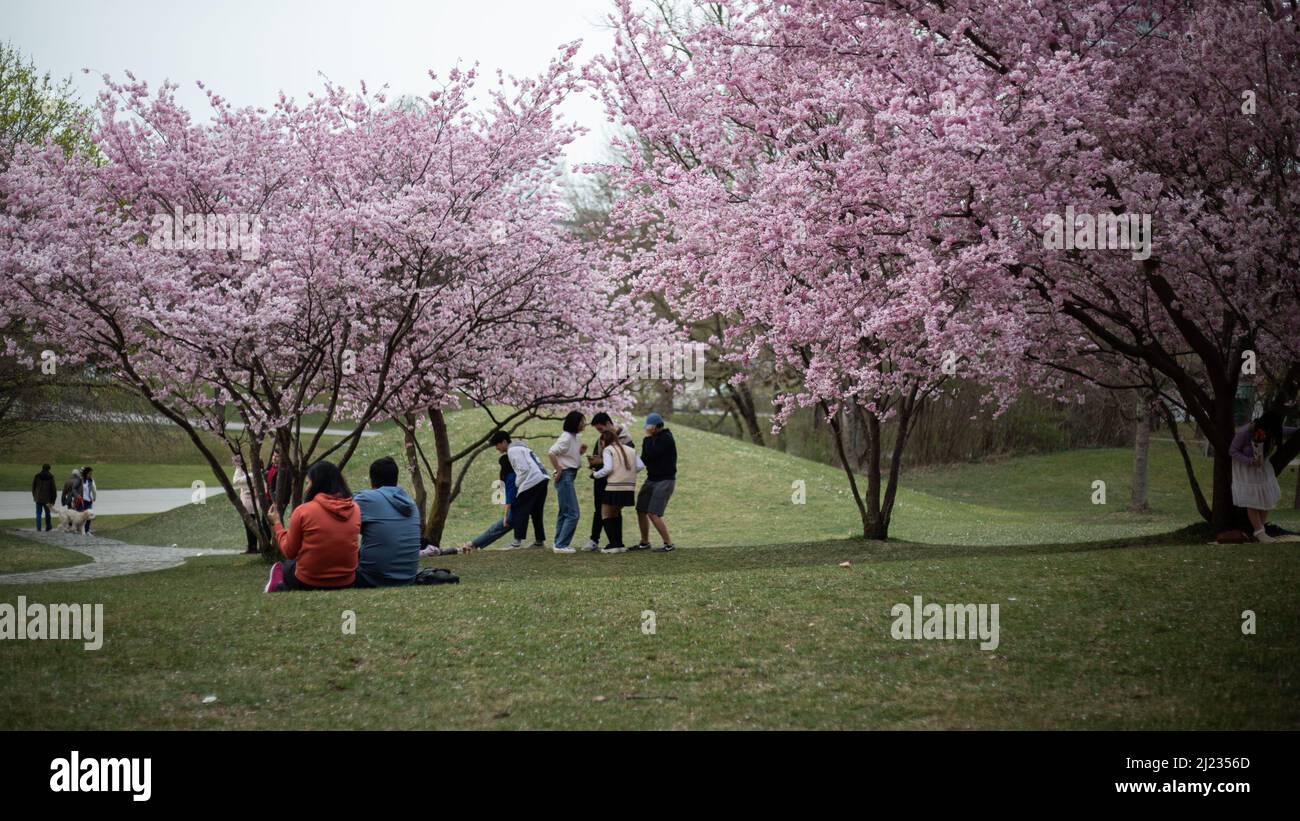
[65,408,1298,552]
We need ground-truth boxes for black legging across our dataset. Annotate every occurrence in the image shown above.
[589,476,607,542]
[511,481,549,542]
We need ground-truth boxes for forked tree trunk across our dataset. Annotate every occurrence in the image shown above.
[824,393,919,541]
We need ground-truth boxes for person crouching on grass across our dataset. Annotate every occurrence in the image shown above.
[591,428,644,553]
[264,461,360,592]
[635,412,677,552]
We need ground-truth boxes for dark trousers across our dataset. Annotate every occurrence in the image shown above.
[589,476,607,542]
[511,481,548,542]
[278,559,346,592]
[35,503,51,531]
[82,500,93,532]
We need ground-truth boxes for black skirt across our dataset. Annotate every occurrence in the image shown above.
[603,489,635,507]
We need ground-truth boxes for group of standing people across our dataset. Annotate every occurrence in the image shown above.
[29,464,96,534]
[462,411,678,554]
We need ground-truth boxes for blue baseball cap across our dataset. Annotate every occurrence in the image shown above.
[644,412,664,428]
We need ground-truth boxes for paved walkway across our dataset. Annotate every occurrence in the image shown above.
[0,528,239,586]
[0,487,222,521]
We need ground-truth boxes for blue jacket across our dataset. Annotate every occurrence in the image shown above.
[353,486,421,587]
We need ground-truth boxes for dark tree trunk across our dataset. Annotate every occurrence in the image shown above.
[1129,393,1153,513]
[1210,392,1238,532]
[402,413,428,527]
[1157,401,1212,522]
[423,408,454,546]
[721,381,764,446]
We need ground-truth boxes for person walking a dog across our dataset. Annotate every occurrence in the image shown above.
[31,464,56,532]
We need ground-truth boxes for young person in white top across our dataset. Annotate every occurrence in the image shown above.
[590,428,644,553]
[546,411,587,553]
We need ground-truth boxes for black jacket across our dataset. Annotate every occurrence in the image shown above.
[32,470,57,505]
[641,428,677,481]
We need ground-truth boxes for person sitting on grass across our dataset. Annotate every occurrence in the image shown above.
[491,430,549,550]
[352,456,421,588]
[591,428,644,553]
[634,412,677,553]
[456,453,519,552]
[264,460,360,592]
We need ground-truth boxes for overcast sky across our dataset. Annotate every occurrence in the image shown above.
[2,0,621,167]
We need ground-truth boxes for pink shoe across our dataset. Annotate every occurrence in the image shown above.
[419,545,440,558]
[264,561,284,593]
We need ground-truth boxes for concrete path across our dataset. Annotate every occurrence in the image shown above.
[0,486,222,521]
[0,528,240,586]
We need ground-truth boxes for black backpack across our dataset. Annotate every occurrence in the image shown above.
[414,568,459,585]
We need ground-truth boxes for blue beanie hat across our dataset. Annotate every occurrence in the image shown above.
[644,412,665,428]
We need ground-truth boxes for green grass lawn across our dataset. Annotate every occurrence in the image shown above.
[0,463,220,492]
[1,532,1296,729]
[93,410,1300,551]
[0,530,90,574]
[1,409,1297,729]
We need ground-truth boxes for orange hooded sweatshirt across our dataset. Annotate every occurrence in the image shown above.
[272,493,360,588]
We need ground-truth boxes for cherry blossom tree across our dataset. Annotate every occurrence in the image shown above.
[592,0,1031,539]
[0,43,674,552]
[817,0,1300,530]
[597,0,1300,534]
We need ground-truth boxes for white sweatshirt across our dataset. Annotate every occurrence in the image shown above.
[508,442,549,494]
[548,430,584,470]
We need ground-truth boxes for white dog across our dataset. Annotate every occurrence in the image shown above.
[52,504,95,533]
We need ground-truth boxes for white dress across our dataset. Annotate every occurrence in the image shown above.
[1231,453,1281,510]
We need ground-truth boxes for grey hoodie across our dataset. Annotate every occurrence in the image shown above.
[353,485,421,587]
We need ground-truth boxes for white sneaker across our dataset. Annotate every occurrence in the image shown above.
[581,538,600,552]
[1255,529,1277,543]
[600,545,627,554]
[419,545,441,557]
[503,539,525,550]
[552,545,576,554]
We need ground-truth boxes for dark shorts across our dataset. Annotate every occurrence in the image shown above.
[636,480,675,516]
[603,489,635,508]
